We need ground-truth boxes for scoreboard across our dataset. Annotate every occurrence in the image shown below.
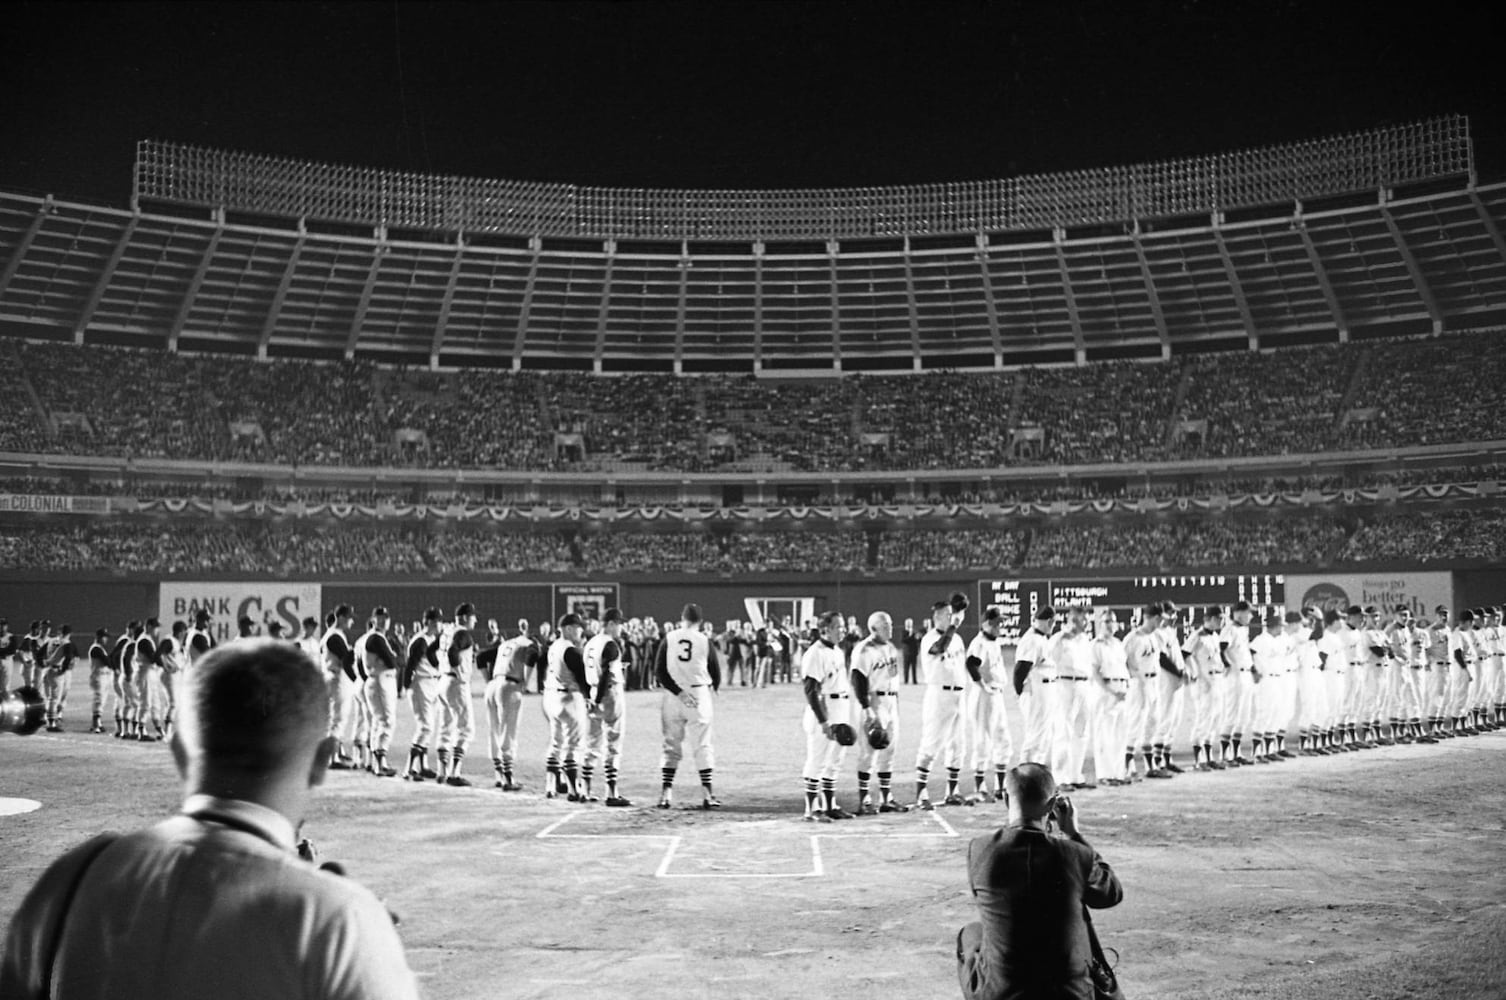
[980,575,1285,641]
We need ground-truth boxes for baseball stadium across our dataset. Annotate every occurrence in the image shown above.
[2,5,1505,1000]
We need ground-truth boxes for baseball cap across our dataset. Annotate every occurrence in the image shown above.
[1232,600,1252,613]
[1434,604,1449,614]
[1203,605,1224,619]
[194,609,212,624]
[1160,601,1179,616]
[1033,607,1056,621]
[1284,611,1304,624]
[371,606,390,618]
[96,627,110,639]
[1264,611,1283,625]
[145,617,160,629]
[982,605,1003,623]
[423,606,444,622]
[1363,605,1379,616]
[455,602,477,619]
[1345,605,1364,617]
[1458,609,1475,623]
[558,613,584,629]
[1394,604,1411,614]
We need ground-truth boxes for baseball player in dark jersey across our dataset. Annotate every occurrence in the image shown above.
[86,628,112,734]
[401,607,444,781]
[437,603,479,787]
[109,622,138,739]
[583,608,631,806]
[655,604,723,810]
[42,625,77,732]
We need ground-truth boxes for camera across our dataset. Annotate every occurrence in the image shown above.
[1,686,46,736]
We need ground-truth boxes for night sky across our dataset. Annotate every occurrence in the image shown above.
[4,1,1503,207]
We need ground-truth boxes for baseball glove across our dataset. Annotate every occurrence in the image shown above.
[949,591,970,613]
[830,722,857,746]
[865,719,891,750]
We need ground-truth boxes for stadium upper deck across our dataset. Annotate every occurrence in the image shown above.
[2,117,1502,373]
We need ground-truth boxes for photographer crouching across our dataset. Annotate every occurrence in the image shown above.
[957,762,1124,1000]
[1,638,419,1000]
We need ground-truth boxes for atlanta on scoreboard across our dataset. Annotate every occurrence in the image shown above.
[980,575,1286,641]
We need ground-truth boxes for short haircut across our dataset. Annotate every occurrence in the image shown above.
[455,602,476,619]
[1324,609,1342,626]
[334,604,354,618]
[681,603,703,624]
[301,616,319,630]
[817,610,842,629]
[1142,603,1163,620]
[602,607,623,624]
[180,639,328,771]
[424,606,444,623]
[866,611,891,632]
[1005,762,1057,815]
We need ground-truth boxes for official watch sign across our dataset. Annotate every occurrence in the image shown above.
[159,582,324,644]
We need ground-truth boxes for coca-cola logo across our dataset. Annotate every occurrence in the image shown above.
[1301,583,1350,613]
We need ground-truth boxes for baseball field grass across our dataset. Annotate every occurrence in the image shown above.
[3,680,1503,999]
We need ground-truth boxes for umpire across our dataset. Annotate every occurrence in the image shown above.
[957,762,1123,1000]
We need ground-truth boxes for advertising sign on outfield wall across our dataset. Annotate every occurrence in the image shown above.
[553,584,620,624]
[159,582,324,644]
[1283,572,1453,619]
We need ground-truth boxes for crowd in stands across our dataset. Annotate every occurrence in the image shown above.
[1341,509,1506,562]
[4,331,1504,474]
[4,505,1501,575]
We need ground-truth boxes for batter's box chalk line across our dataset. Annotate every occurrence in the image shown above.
[530,809,957,879]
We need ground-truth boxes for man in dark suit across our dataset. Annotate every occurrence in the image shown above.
[957,762,1123,1000]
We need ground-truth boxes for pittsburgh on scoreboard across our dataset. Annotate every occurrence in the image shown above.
[980,575,1286,641]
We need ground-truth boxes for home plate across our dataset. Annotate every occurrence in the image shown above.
[0,798,42,817]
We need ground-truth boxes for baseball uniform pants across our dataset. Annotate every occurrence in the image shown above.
[965,685,1014,774]
[803,701,849,781]
[1188,674,1220,746]
[915,685,965,772]
[89,665,114,721]
[1151,671,1186,749]
[1124,674,1159,751]
[1089,680,1128,781]
[660,686,715,771]
[1052,678,1089,785]
[1446,664,1472,719]
[484,676,524,770]
[1019,679,1063,765]
[1228,670,1256,737]
[409,675,442,750]
[856,692,900,774]
[364,669,399,754]
[544,687,585,765]
[584,683,626,779]
[438,673,475,756]
[1296,665,1328,733]
[327,671,359,743]
[135,665,163,730]
[43,668,71,722]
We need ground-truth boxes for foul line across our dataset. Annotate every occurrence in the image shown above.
[535,808,957,879]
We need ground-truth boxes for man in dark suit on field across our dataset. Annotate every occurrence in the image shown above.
[957,762,1123,1000]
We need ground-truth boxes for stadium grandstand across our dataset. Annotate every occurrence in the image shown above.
[2,116,1505,586]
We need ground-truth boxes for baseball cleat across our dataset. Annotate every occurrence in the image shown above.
[1146,767,1175,778]
[915,798,934,811]
[1076,782,1098,790]
[373,766,398,778]
[942,794,966,806]
[445,776,471,787]
[605,796,632,807]
[656,797,672,809]
[328,760,354,770]
[826,807,855,820]
[545,788,558,800]
[1163,762,1185,774]
[700,797,723,810]
[879,801,912,813]
[859,801,880,816]
[419,768,439,780]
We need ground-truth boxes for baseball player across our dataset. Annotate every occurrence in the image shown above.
[351,619,374,771]
[108,621,138,739]
[1290,610,1328,754]
[1012,606,1059,770]
[963,605,1014,801]
[913,598,969,809]
[186,609,216,665]
[583,608,631,806]
[86,628,112,734]
[850,610,907,813]
[1151,602,1191,773]
[1222,601,1258,764]
[402,607,444,781]
[486,637,532,791]
[1316,609,1355,750]
[1424,609,1451,737]
[133,619,166,742]
[1248,610,1293,761]
[360,607,402,778]
[1479,607,1504,730]
[321,605,360,769]
[20,621,45,689]
[1447,609,1477,734]
[800,611,853,822]
[156,621,188,737]
[42,625,77,732]
[298,616,323,670]
[1045,605,1095,789]
[1385,606,1424,742]
[0,620,17,695]
[436,603,480,787]
[1122,606,1169,779]
[1182,608,1226,771]
[543,612,592,799]
[655,603,722,810]
[1087,610,1131,786]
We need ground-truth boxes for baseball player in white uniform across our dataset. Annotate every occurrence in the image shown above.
[1045,606,1094,788]
[298,617,323,673]
[1152,602,1191,773]
[1122,606,1170,779]
[86,628,112,734]
[1011,606,1060,771]
[1087,610,1130,786]
[1316,609,1355,750]
[1385,606,1424,742]
[1447,609,1477,734]
[801,611,852,822]
[583,608,631,806]
[655,603,722,810]
[913,599,969,809]
[1479,607,1504,729]
[485,624,531,791]
[1222,601,1258,764]
[1248,610,1294,761]
[321,605,360,769]
[1182,608,1226,771]
[963,606,1014,801]
[850,610,907,814]
[543,612,591,799]
[402,607,444,781]
[437,603,480,787]
[1290,610,1328,754]
[42,625,77,732]
[133,619,166,742]
[359,608,402,778]
[157,621,189,737]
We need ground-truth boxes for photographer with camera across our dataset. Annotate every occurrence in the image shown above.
[957,761,1123,1000]
[1,638,419,1000]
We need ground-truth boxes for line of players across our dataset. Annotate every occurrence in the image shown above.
[796,597,1506,821]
